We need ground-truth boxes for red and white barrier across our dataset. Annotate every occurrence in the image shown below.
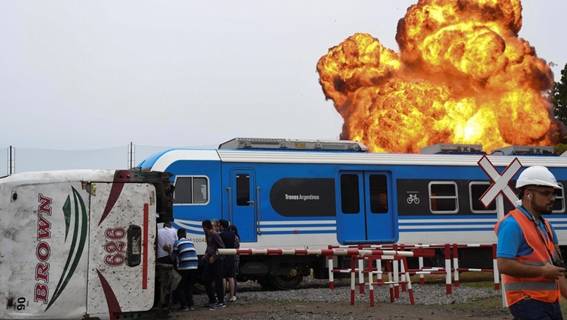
[219,243,500,307]
[327,242,502,296]
[449,243,500,291]
[219,247,428,257]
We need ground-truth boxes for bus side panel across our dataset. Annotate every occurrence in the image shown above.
[87,183,157,318]
[0,183,88,319]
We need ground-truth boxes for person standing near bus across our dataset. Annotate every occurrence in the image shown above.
[495,166,567,319]
[172,228,198,311]
[219,220,239,302]
[202,220,225,309]
[158,220,178,263]
[156,219,179,310]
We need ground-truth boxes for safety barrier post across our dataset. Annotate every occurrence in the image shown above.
[393,257,400,299]
[403,257,415,305]
[328,256,334,289]
[418,256,425,285]
[387,261,394,303]
[444,244,452,295]
[376,258,383,285]
[368,256,375,307]
[350,255,356,305]
[399,244,407,292]
[399,255,407,293]
[359,257,365,294]
[452,244,460,288]
[493,243,500,290]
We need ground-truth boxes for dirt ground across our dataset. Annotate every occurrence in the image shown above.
[139,292,516,320]
[134,278,567,320]
[148,298,511,320]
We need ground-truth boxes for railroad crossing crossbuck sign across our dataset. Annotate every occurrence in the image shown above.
[477,155,522,219]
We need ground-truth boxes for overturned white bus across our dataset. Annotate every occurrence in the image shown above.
[0,169,172,320]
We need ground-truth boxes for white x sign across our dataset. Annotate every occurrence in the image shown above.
[478,155,522,207]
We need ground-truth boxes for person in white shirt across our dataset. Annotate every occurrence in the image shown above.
[156,219,179,311]
[157,220,178,263]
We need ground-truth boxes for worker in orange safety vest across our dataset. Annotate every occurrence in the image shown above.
[495,166,567,320]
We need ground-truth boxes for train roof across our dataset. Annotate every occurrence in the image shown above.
[141,148,567,172]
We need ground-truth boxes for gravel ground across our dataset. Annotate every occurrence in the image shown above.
[222,279,500,305]
[135,279,512,320]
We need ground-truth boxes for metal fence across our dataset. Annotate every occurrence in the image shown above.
[1,144,179,174]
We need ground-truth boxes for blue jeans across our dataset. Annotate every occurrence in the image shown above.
[509,299,563,320]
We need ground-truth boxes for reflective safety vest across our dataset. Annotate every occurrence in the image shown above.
[495,208,560,306]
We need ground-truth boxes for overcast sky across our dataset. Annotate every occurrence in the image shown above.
[1,0,566,155]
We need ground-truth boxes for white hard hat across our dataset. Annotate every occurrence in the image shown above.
[515,166,562,189]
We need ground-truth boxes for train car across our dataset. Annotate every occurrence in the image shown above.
[139,138,567,289]
[0,169,172,319]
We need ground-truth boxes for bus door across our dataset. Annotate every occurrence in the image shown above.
[337,171,397,244]
[230,170,257,242]
[87,182,157,316]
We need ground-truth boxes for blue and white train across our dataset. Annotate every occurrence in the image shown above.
[139,138,567,289]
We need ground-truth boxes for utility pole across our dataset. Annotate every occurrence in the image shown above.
[7,145,15,175]
[128,142,135,169]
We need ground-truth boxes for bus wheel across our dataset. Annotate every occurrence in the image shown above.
[258,277,273,290]
[269,268,303,290]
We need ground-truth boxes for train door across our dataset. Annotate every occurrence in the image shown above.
[230,170,257,242]
[336,171,397,244]
[336,172,365,243]
[364,173,397,242]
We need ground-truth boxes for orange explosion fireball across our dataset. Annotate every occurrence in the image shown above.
[317,0,562,153]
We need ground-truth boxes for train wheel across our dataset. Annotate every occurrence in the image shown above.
[269,268,303,290]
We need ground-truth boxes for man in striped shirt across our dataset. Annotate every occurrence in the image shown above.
[173,228,198,311]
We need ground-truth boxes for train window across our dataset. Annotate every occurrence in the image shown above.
[236,174,250,206]
[193,177,208,203]
[553,183,565,213]
[173,176,209,205]
[369,174,388,213]
[428,181,458,214]
[341,174,360,213]
[469,182,496,213]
